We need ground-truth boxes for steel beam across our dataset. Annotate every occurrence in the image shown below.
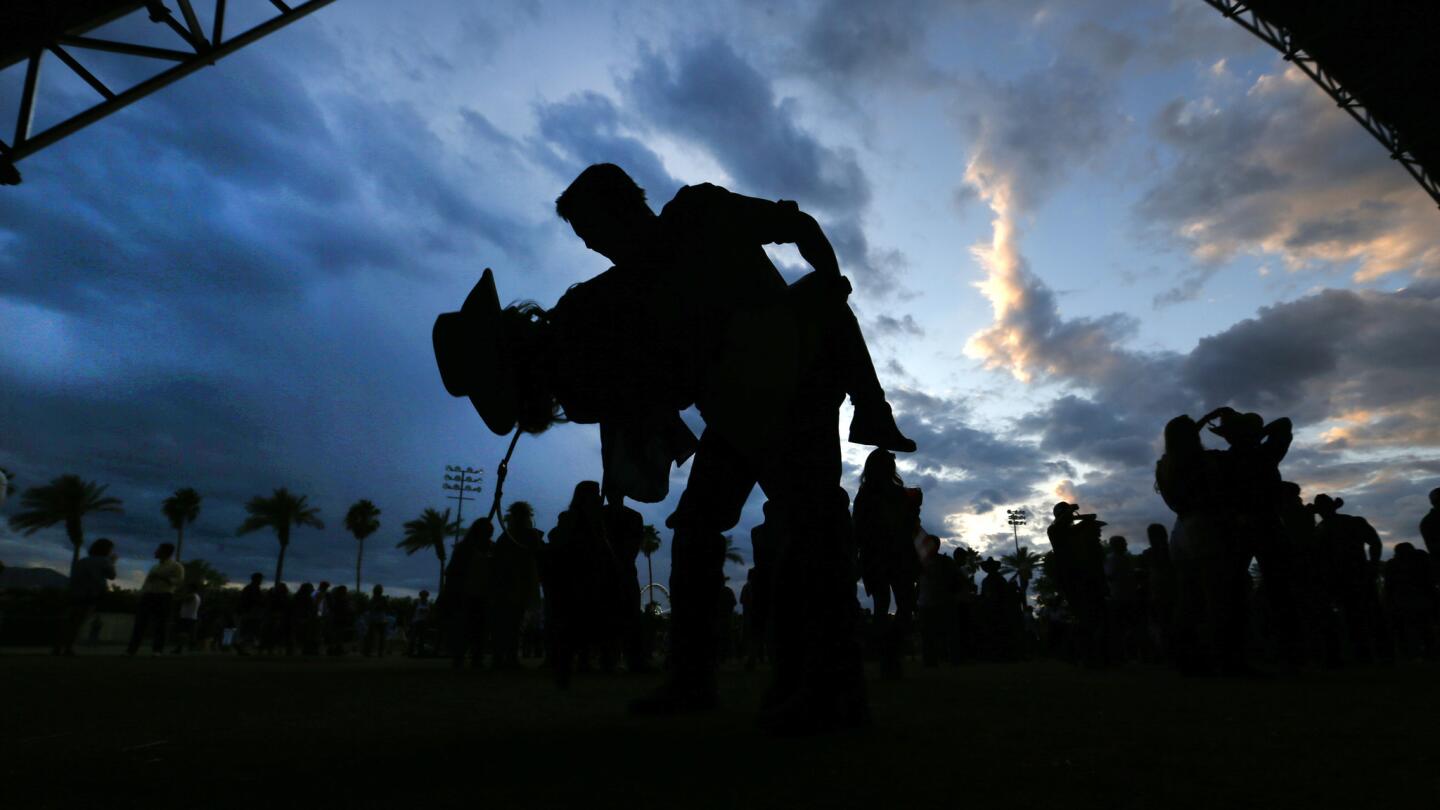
[48,44,117,100]
[176,0,211,52]
[4,0,338,169]
[57,34,197,62]
[1202,0,1440,208]
[15,51,42,145]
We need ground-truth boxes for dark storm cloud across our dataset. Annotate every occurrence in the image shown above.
[527,91,683,205]
[621,37,902,295]
[792,0,950,88]
[0,34,578,589]
[626,38,870,211]
[1182,285,1440,426]
[888,388,1063,517]
[973,281,1440,544]
[1151,264,1221,308]
[868,313,925,339]
[0,52,534,320]
[1016,395,1154,469]
[1055,0,1265,74]
[955,41,1440,548]
[959,60,1118,215]
[1138,67,1440,299]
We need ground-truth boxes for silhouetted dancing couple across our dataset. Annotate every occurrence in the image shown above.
[435,163,915,733]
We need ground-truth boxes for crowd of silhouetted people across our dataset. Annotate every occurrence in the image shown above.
[49,408,1440,685]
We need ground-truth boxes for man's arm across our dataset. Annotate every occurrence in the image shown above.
[790,210,841,278]
[680,184,841,278]
[1360,519,1383,564]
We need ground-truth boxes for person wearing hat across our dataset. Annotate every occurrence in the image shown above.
[432,166,903,730]
[1158,410,1267,674]
[1421,487,1440,562]
[1312,494,1389,663]
[1383,542,1436,659]
[1046,502,1109,666]
[1209,407,1302,666]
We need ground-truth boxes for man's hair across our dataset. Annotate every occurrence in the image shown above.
[89,538,114,557]
[505,500,536,524]
[157,543,176,558]
[555,163,647,222]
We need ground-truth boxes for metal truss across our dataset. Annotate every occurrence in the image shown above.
[1203,0,1440,208]
[1,0,337,185]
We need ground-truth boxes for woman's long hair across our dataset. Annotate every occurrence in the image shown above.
[502,301,565,434]
[1155,414,1206,512]
[858,448,902,494]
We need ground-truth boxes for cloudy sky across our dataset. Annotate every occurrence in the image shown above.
[2,0,1437,596]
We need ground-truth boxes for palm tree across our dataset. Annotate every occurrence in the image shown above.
[952,544,981,577]
[8,474,123,572]
[399,507,456,593]
[721,534,745,566]
[181,557,229,590]
[236,488,324,584]
[999,546,1044,604]
[161,487,202,561]
[344,499,382,593]
[640,523,662,608]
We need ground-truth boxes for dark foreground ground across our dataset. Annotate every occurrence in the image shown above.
[3,652,1438,809]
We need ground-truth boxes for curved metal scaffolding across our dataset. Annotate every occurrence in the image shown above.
[1203,0,1440,208]
[1,0,337,185]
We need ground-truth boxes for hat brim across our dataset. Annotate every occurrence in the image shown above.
[432,269,518,436]
[1210,412,1264,441]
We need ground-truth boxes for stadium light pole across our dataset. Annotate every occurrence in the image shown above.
[1006,508,1028,555]
[442,466,483,550]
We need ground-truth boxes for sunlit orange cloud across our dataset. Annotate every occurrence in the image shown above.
[960,156,1039,382]
[1177,67,1440,283]
[1054,479,1078,504]
[1319,401,1440,451]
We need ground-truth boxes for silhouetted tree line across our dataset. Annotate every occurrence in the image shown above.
[7,403,1439,675]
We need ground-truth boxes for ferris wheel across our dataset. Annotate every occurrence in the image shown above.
[640,583,671,614]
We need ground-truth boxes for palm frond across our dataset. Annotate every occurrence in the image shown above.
[345,499,382,541]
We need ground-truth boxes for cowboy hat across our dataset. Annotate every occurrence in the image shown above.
[1209,410,1265,443]
[432,268,517,435]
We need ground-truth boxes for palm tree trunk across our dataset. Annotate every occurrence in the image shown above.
[646,554,654,608]
[176,525,185,562]
[437,555,445,595]
[356,537,364,594]
[275,542,287,585]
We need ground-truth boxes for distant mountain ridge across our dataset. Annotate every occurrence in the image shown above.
[0,566,68,590]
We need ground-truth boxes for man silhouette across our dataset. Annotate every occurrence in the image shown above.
[458,165,915,727]
[1210,409,1299,665]
[434,164,916,729]
[1047,502,1108,666]
[1421,487,1440,559]
[1312,494,1388,663]
[553,163,913,459]
[126,543,184,656]
[558,166,898,726]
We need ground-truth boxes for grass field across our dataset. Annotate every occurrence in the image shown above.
[4,651,1438,809]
